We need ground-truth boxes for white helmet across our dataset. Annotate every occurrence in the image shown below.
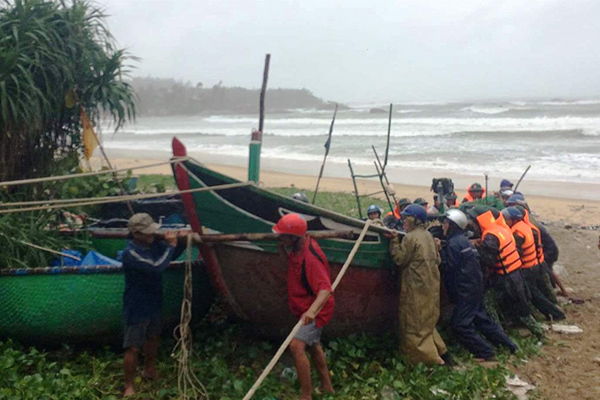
[445,209,468,230]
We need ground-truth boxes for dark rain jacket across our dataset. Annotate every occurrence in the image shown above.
[442,231,484,304]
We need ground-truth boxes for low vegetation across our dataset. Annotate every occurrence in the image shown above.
[0,183,543,399]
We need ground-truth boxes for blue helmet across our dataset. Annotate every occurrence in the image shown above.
[367,204,381,216]
[500,179,514,189]
[502,206,523,221]
[401,203,428,223]
[506,193,526,206]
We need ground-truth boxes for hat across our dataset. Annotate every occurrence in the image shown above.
[414,197,428,206]
[128,213,160,234]
[469,183,483,192]
[500,179,514,189]
[397,198,412,207]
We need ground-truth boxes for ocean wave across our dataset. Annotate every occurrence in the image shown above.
[538,100,600,106]
[461,106,509,115]
[397,109,423,114]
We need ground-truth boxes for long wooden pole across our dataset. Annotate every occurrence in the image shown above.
[383,103,392,172]
[258,54,271,134]
[513,165,531,192]
[249,54,271,182]
[372,146,398,206]
[242,220,373,400]
[347,159,363,219]
[84,106,134,215]
[312,104,338,204]
[84,229,354,242]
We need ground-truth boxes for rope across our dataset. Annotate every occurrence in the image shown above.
[0,157,189,187]
[0,182,253,214]
[242,220,374,400]
[172,234,209,400]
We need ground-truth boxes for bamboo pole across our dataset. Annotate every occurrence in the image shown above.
[346,159,363,219]
[259,54,271,135]
[383,103,392,172]
[83,229,354,242]
[0,158,188,188]
[312,104,338,204]
[513,165,531,192]
[242,220,374,400]
[82,106,134,215]
[0,232,81,261]
[0,182,252,215]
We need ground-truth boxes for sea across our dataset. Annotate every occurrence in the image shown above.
[101,99,600,199]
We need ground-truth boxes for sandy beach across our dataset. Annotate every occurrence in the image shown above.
[91,153,600,226]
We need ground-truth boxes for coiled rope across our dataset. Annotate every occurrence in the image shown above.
[172,234,209,400]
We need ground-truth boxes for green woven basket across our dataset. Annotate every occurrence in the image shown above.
[0,262,214,345]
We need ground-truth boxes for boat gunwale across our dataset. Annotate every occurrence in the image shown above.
[180,157,402,237]
[0,261,190,277]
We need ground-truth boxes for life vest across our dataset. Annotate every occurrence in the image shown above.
[446,199,459,208]
[385,205,401,219]
[495,213,509,229]
[522,209,545,264]
[510,221,538,269]
[476,210,522,275]
[463,185,487,202]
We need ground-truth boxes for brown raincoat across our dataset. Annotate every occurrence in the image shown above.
[390,225,447,365]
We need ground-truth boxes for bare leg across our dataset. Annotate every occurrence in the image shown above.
[307,344,334,393]
[289,338,312,400]
[143,335,159,380]
[123,347,140,397]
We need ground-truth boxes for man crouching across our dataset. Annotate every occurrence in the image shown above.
[274,213,335,400]
[122,213,178,397]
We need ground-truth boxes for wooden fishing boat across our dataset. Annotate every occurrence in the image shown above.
[0,228,213,345]
[172,138,401,338]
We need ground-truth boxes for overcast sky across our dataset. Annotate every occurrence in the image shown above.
[102,0,600,103]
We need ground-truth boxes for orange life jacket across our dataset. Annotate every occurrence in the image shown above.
[476,210,522,275]
[522,209,545,264]
[463,185,487,202]
[495,213,509,229]
[385,205,401,220]
[510,221,538,269]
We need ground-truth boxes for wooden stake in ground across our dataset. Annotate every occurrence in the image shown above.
[248,54,271,183]
[312,104,338,204]
[242,219,374,400]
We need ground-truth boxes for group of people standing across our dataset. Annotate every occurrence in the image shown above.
[365,179,566,367]
[119,178,566,399]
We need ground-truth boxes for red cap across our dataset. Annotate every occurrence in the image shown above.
[272,213,307,237]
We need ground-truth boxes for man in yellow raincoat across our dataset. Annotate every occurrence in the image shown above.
[388,204,452,366]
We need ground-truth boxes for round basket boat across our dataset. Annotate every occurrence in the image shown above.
[0,261,214,345]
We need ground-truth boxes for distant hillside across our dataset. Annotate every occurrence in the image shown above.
[130,77,342,116]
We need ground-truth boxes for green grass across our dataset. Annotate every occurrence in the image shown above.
[266,187,391,219]
[0,316,538,400]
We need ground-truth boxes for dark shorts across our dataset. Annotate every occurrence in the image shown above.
[294,321,322,346]
[123,314,161,349]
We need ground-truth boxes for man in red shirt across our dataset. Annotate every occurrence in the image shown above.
[274,213,335,400]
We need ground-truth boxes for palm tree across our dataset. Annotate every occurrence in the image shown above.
[0,0,136,185]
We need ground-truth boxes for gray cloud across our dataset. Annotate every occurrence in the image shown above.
[102,0,600,102]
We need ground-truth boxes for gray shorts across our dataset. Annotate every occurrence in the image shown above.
[123,314,161,349]
[294,321,322,346]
